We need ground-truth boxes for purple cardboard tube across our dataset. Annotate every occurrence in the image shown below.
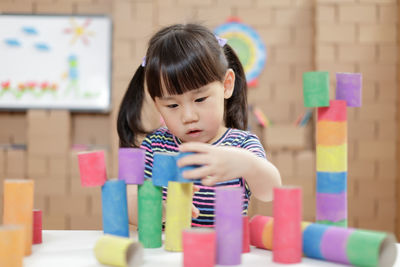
[118,148,145,184]
[320,227,354,265]
[316,192,347,223]
[335,73,362,107]
[215,188,243,265]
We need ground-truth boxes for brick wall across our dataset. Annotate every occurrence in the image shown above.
[0,0,397,234]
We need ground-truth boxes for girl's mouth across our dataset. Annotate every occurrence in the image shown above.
[187,129,202,136]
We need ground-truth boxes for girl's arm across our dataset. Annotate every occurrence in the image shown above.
[178,142,281,202]
[127,184,138,226]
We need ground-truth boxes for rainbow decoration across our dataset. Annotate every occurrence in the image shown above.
[214,17,266,87]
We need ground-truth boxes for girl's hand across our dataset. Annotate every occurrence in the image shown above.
[192,185,200,218]
[178,142,252,186]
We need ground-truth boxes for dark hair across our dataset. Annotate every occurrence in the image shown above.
[117,23,247,147]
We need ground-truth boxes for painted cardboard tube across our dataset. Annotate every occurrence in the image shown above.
[101,179,129,237]
[273,186,302,264]
[152,153,177,187]
[164,181,193,252]
[118,148,145,184]
[3,179,34,255]
[242,215,250,253]
[78,150,107,187]
[335,72,362,107]
[138,179,162,248]
[215,187,243,265]
[249,215,398,267]
[0,225,24,267]
[33,209,42,244]
[183,228,216,267]
[94,234,143,267]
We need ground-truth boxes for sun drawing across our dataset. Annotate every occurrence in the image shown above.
[64,18,95,45]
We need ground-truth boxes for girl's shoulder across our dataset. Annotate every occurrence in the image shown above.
[149,127,173,137]
[142,127,178,149]
[221,128,261,144]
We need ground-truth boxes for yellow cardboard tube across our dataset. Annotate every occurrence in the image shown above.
[3,179,34,256]
[0,225,24,267]
[165,181,193,252]
[316,144,347,172]
[94,235,143,267]
[301,222,311,232]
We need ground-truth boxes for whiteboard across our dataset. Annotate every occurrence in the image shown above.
[0,14,112,111]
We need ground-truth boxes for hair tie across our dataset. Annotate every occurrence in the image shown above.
[215,35,228,47]
[141,35,228,67]
[141,56,146,67]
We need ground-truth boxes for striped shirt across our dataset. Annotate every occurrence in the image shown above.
[140,127,266,227]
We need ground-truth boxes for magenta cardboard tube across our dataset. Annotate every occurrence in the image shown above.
[118,148,145,184]
[215,187,243,265]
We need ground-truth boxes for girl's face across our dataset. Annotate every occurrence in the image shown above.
[154,70,235,143]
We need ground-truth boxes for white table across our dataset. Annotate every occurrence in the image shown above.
[24,230,400,267]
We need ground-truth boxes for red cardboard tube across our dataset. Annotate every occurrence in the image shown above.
[33,209,42,244]
[249,215,271,249]
[243,216,250,253]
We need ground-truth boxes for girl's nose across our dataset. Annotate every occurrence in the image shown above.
[182,105,199,124]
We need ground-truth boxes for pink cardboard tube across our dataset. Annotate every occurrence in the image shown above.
[273,186,302,264]
[78,151,107,187]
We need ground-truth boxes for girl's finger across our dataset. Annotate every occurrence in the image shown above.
[177,153,211,167]
[193,185,200,193]
[201,176,217,186]
[182,165,214,179]
[192,205,199,218]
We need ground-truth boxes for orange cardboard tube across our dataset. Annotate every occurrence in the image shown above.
[316,121,347,146]
[3,179,34,256]
[0,225,24,267]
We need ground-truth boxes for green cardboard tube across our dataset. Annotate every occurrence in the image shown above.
[303,71,330,107]
[346,230,397,267]
[138,179,162,248]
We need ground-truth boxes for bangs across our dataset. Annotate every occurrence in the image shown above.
[145,25,227,99]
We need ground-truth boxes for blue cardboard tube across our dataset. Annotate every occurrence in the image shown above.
[101,179,129,237]
[317,172,347,194]
[152,153,177,187]
[176,152,200,183]
[303,223,329,260]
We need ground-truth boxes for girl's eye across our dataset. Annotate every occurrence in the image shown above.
[166,104,178,108]
[195,97,207,103]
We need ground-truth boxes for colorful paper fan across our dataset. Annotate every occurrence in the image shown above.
[214,17,267,87]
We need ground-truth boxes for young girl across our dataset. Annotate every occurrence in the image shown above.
[117,23,281,227]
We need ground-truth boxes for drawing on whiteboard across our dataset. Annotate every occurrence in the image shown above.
[0,15,111,110]
[63,18,95,46]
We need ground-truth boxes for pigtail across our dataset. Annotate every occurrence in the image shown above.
[223,44,248,130]
[117,65,147,147]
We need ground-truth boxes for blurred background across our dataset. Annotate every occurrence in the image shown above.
[0,0,398,237]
